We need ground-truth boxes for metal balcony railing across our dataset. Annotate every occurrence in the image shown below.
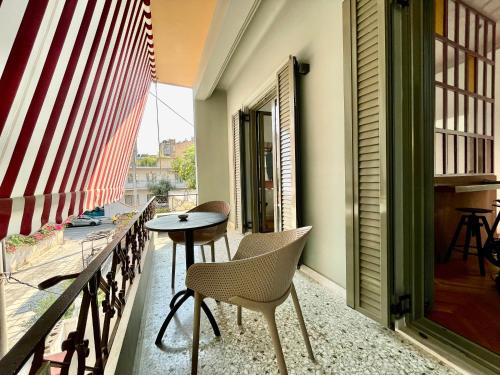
[0,198,156,374]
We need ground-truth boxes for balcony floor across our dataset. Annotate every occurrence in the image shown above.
[133,231,458,374]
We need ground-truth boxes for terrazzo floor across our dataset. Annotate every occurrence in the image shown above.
[133,231,459,375]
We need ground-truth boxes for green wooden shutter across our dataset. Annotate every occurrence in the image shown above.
[276,56,299,231]
[345,0,389,326]
[232,111,244,233]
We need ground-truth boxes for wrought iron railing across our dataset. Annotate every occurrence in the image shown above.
[0,198,156,374]
[155,193,197,212]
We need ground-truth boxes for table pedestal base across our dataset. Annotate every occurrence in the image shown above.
[155,288,221,346]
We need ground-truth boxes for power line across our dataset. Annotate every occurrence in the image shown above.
[148,90,194,127]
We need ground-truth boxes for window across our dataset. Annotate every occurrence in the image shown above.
[127,173,133,183]
[434,0,495,175]
[125,195,133,205]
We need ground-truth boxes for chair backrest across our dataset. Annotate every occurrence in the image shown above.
[189,201,230,237]
[168,201,230,243]
[235,226,312,302]
[188,201,230,216]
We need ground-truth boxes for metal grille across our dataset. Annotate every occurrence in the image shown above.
[434,0,496,175]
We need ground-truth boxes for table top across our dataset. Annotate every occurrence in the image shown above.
[454,183,500,193]
[145,212,227,232]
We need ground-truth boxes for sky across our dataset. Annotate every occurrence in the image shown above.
[136,82,194,154]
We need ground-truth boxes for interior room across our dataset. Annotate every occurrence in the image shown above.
[241,97,277,234]
[431,0,500,356]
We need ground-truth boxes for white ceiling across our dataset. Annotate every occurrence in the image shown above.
[461,0,500,22]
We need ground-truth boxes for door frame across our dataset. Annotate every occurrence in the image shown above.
[256,110,275,232]
[245,87,277,232]
[391,0,500,372]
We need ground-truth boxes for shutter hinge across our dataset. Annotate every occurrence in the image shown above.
[297,63,310,75]
[396,0,409,7]
[391,294,411,319]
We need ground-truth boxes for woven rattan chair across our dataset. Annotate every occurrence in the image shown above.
[168,201,231,289]
[186,226,314,375]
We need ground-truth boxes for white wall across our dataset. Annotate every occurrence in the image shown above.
[219,0,346,286]
[194,89,230,205]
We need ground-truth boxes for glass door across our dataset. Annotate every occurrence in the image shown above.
[391,0,500,371]
[256,109,275,232]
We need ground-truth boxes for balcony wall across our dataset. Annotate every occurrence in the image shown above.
[210,0,346,286]
[194,89,230,205]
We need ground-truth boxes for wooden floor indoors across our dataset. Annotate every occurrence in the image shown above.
[428,251,500,355]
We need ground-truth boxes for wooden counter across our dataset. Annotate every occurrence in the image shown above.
[434,175,497,261]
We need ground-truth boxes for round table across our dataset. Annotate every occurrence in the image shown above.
[145,212,228,346]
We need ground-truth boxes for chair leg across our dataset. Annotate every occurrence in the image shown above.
[171,243,176,289]
[474,220,486,276]
[291,283,314,361]
[210,241,215,262]
[263,309,288,375]
[445,215,466,262]
[463,220,472,261]
[224,234,231,260]
[237,305,242,326]
[200,245,206,262]
[191,292,202,375]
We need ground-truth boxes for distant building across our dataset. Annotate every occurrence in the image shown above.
[121,138,195,207]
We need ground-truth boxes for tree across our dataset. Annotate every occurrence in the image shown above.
[137,155,158,167]
[147,178,172,197]
[172,145,197,189]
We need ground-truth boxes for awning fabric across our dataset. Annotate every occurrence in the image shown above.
[0,0,156,240]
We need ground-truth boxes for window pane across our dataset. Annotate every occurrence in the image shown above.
[488,22,494,60]
[487,64,494,98]
[478,17,485,56]
[477,60,484,96]
[467,96,475,132]
[458,50,466,90]
[447,134,456,174]
[447,0,456,42]
[469,13,476,51]
[485,139,492,173]
[467,137,476,173]
[459,5,466,47]
[435,133,444,175]
[457,94,465,132]
[447,91,455,130]
[436,0,445,36]
[485,102,492,136]
[436,87,444,128]
[478,138,485,173]
[466,54,475,92]
[477,100,484,134]
[458,136,465,174]
[447,46,455,86]
[435,40,444,82]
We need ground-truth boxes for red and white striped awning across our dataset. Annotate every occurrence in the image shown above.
[0,0,156,240]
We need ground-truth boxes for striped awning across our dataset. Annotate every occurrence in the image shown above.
[0,0,156,240]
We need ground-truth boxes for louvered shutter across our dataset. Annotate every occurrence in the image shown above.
[345,0,389,325]
[275,56,300,231]
[232,111,244,233]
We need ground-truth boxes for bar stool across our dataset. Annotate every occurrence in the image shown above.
[444,207,491,276]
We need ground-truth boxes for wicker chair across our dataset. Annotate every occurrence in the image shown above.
[186,226,314,375]
[168,201,231,289]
